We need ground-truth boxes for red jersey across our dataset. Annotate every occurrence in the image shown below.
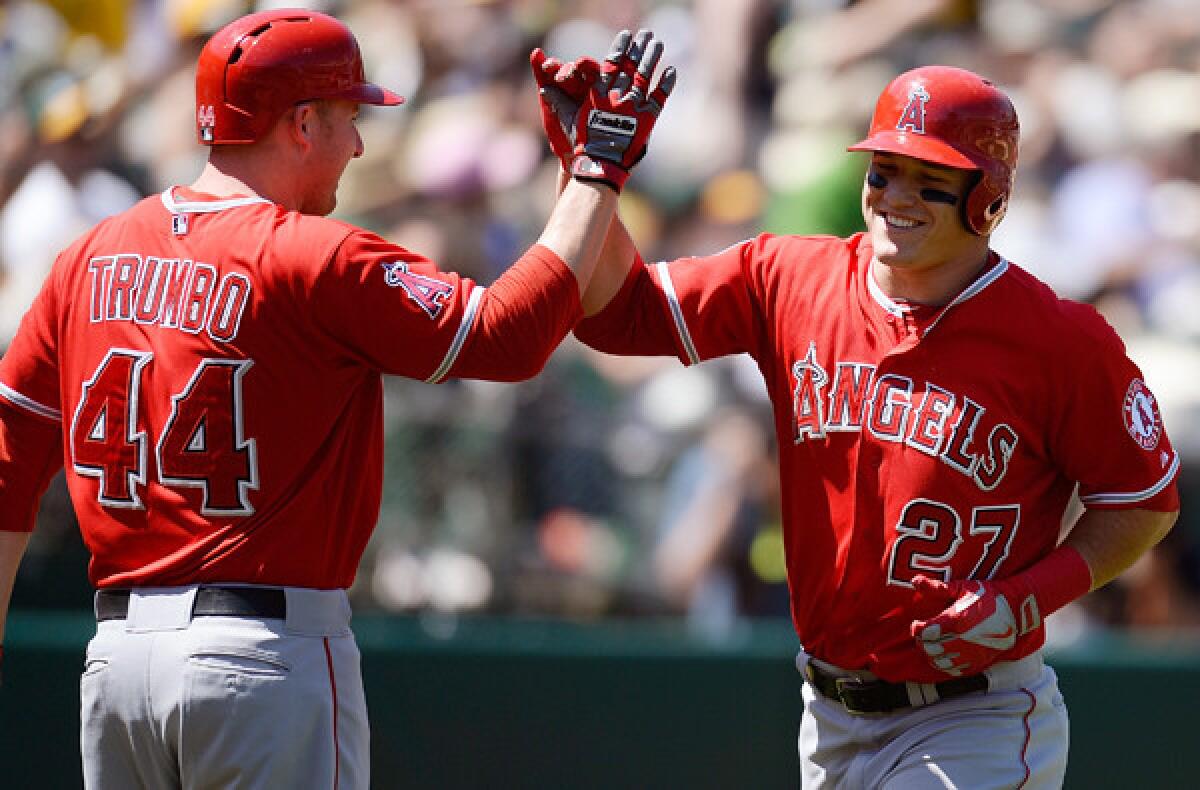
[0,187,581,589]
[576,232,1180,681]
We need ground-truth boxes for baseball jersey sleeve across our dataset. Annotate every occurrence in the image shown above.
[0,257,63,416]
[307,230,580,383]
[0,261,67,532]
[576,235,777,363]
[448,244,582,381]
[1050,305,1179,511]
[0,400,64,532]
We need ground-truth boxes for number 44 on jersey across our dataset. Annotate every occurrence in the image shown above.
[71,349,259,516]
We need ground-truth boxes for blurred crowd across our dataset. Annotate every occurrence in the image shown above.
[4,0,1200,645]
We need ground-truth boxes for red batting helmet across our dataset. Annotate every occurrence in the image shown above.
[195,9,404,145]
[848,66,1019,235]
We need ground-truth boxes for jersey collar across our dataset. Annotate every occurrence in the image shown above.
[866,253,1009,336]
[161,187,271,214]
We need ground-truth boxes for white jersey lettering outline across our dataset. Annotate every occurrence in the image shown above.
[789,343,1019,490]
[84,253,252,343]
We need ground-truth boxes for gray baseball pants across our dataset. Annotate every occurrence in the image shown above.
[80,586,369,789]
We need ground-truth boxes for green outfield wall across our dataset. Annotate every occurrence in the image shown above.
[1,612,1196,789]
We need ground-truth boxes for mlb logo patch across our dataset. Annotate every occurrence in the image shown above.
[171,214,189,236]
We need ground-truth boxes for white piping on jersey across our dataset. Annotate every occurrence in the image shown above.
[425,285,483,384]
[866,256,1010,336]
[160,188,271,214]
[0,381,61,421]
[1079,451,1180,506]
[655,261,701,365]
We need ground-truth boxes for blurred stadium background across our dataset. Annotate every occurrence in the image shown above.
[2,0,1199,788]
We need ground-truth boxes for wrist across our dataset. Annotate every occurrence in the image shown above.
[571,154,628,192]
[999,545,1093,636]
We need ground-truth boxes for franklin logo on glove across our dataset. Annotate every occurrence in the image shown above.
[587,110,637,136]
[530,28,675,193]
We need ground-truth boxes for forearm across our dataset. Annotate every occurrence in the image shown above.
[535,178,618,297]
[1003,506,1177,626]
[1062,506,1178,590]
[552,167,638,316]
[582,212,639,316]
[0,530,32,643]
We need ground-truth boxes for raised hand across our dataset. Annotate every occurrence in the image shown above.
[909,576,1031,677]
[530,29,676,192]
[529,48,598,169]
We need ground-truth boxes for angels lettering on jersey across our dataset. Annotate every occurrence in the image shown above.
[790,340,1018,492]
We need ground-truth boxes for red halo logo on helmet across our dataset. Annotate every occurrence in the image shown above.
[1123,378,1162,450]
[896,84,930,135]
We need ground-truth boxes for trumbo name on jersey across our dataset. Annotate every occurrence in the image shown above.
[86,254,252,342]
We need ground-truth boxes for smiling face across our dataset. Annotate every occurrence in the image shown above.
[861,152,990,287]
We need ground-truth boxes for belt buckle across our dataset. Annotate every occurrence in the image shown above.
[833,676,877,715]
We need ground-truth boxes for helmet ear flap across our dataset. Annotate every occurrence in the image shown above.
[984,194,1007,222]
[961,170,984,235]
[961,170,1010,235]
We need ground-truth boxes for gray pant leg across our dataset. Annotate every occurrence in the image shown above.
[81,626,181,790]
[176,621,369,790]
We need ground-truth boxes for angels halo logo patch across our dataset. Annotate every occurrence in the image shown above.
[380,261,454,320]
[1122,378,1162,450]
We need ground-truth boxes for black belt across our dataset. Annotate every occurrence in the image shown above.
[804,660,988,714]
[95,587,287,622]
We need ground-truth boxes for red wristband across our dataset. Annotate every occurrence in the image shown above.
[570,155,628,192]
[999,545,1092,636]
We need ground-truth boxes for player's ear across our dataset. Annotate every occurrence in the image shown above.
[285,101,320,153]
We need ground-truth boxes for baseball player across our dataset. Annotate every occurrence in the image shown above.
[0,10,673,789]
[535,49,1180,788]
